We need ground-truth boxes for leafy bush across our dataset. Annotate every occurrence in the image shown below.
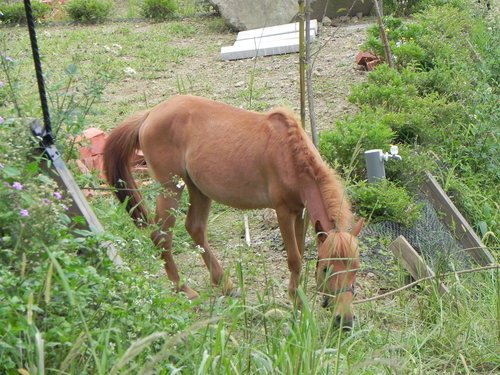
[0,118,196,373]
[319,109,394,177]
[142,0,177,21]
[65,0,112,23]
[346,1,499,244]
[382,0,446,16]
[349,65,466,144]
[349,180,422,227]
[0,1,50,24]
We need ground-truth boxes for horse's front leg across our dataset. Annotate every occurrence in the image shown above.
[185,183,237,297]
[276,206,302,305]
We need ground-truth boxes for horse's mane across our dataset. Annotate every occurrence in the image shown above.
[323,231,360,261]
[267,108,353,232]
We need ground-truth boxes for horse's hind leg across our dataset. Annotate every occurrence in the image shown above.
[185,183,236,296]
[151,183,199,300]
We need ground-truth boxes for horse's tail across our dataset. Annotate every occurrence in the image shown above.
[103,111,150,226]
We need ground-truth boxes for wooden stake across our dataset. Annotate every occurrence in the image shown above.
[390,235,449,295]
[298,0,306,128]
[243,214,251,246]
[421,172,494,265]
[372,0,395,68]
[305,0,318,147]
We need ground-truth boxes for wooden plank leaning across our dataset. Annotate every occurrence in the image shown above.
[389,235,449,295]
[421,172,494,266]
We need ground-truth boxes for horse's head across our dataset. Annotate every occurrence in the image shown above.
[315,219,363,329]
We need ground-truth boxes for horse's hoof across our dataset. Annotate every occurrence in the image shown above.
[179,285,199,300]
[226,288,241,298]
[221,279,239,297]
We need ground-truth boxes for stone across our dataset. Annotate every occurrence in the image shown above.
[310,0,373,20]
[209,0,298,31]
[322,16,332,26]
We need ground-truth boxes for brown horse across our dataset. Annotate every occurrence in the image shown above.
[103,95,362,327]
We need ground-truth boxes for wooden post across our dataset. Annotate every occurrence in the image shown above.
[298,0,306,128]
[372,0,395,68]
[390,236,449,295]
[305,0,318,147]
[421,172,494,265]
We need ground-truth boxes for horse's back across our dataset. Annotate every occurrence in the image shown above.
[139,96,293,208]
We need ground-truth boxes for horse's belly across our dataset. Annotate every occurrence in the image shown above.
[188,170,271,209]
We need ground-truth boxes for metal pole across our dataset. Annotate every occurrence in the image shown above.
[23,0,54,146]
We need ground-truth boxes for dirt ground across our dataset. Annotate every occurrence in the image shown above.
[103,18,373,130]
[129,17,378,306]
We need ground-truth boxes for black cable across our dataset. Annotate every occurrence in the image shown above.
[23,0,54,146]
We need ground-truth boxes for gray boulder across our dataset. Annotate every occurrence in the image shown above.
[209,0,299,31]
[311,0,373,19]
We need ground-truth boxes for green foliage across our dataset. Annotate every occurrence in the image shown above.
[0,119,195,374]
[165,21,197,37]
[346,1,499,243]
[205,15,236,33]
[319,109,394,177]
[65,0,112,23]
[382,0,448,16]
[349,180,422,227]
[142,0,177,21]
[0,1,50,24]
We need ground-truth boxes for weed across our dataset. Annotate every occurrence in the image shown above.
[142,0,177,21]
[0,1,51,24]
[349,180,422,227]
[319,109,395,178]
[65,0,113,23]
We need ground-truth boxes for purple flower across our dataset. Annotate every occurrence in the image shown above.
[60,203,69,211]
[11,182,23,190]
[42,198,51,205]
[0,116,4,125]
[19,209,29,217]
[0,81,4,88]
[4,56,14,63]
[53,191,63,200]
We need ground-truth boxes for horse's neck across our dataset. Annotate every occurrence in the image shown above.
[301,182,334,232]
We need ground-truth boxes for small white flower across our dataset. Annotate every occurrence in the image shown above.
[124,67,137,76]
[176,178,185,189]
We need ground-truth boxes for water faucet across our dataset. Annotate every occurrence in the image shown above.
[382,145,402,162]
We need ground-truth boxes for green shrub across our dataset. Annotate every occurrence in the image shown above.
[142,0,177,21]
[0,1,50,24]
[0,118,195,373]
[348,65,466,144]
[349,180,422,227]
[318,109,394,177]
[349,65,419,111]
[351,1,499,246]
[65,0,112,23]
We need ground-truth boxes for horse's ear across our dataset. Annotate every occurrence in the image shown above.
[315,221,327,243]
[352,218,364,237]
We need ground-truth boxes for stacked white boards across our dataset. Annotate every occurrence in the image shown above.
[220,20,318,61]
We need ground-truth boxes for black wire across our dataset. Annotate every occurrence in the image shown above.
[23,0,54,145]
